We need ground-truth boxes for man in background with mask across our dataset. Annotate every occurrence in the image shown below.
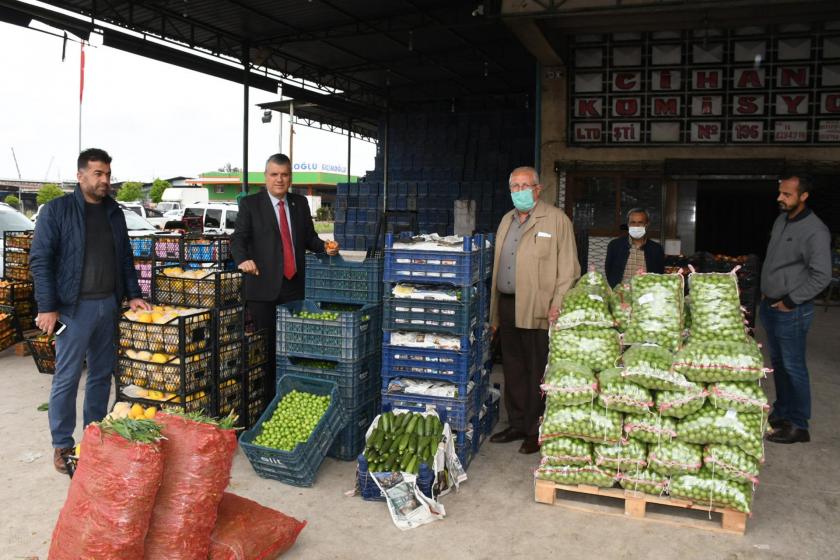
[488,166,580,454]
[604,207,664,288]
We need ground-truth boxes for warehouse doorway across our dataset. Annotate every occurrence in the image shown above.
[695,179,779,259]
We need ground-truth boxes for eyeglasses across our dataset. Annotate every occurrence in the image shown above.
[509,183,537,192]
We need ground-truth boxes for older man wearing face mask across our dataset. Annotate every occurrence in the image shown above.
[488,166,580,454]
[604,208,665,288]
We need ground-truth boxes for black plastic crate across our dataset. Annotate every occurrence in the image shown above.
[182,235,232,266]
[153,267,242,308]
[118,309,212,355]
[304,254,384,305]
[216,340,244,383]
[276,353,381,411]
[276,300,381,361]
[0,280,33,305]
[117,350,212,395]
[215,376,244,419]
[245,395,268,429]
[4,230,32,251]
[153,235,183,261]
[245,363,269,404]
[133,258,154,281]
[25,335,56,374]
[214,305,245,345]
[245,329,269,368]
[117,387,213,414]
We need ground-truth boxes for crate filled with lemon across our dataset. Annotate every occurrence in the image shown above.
[152,266,243,308]
[119,305,212,355]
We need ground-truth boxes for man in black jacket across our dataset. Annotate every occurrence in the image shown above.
[30,148,151,474]
[604,208,665,288]
[231,154,339,400]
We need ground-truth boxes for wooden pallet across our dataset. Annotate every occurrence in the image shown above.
[534,477,747,535]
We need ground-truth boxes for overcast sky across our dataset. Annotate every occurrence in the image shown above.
[0,21,377,184]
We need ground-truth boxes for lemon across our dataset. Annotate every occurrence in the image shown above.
[129,403,144,419]
[150,353,169,364]
[74,444,81,457]
[144,406,157,419]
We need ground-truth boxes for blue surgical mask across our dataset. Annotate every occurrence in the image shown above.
[511,188,536,212]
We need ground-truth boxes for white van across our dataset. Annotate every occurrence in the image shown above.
[159,187,209,218]
[121,202,168,229]
[181,202,238,234]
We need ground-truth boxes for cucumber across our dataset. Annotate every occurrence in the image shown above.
[408,434,418,454]
[388,436,401,453]
[398,433,410,452]
[405,414,419,433]
[380,413,392,432]
[405,455,418,474]
[424,414,434,436]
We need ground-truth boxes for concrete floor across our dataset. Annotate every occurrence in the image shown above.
[1,308,838,560]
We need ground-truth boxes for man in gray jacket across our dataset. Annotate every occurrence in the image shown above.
[760,174,831,444]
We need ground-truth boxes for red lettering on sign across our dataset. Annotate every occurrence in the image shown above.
[615,98,639,116]
[615,73,638,90]
[734,124,761,140]
[575,127,601,140]
[824,94,840,113]
[694,71,719,89]
[659,70,672,89]
[577,99,601,117]
[781,94,807,114]
[737,96,759,115]
[613,126,637,141]
[653,98,678,116]
[737,69,763,88]
[697,124,718,139]
[780,67,808,88]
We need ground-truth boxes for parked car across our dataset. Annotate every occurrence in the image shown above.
[181,202,238,234]
[122,208,159,236]
[121,202,168,229]
[0,202,36,276]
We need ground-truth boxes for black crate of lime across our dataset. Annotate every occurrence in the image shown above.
[153,266,242,308]
[239,375,345,487]
[383,283,480,336]
[276,301,381,361]
[328,397,380,461]
[305,253,383,305]
[276,353,381,411]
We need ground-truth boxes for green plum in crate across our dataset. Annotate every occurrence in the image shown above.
[304,253,383,305]
[276,301,381,361]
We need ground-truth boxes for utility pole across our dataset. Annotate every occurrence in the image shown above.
[10,147,21,179]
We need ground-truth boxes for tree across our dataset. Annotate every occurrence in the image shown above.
[116,182,144,202]
[4,195,20,208]
[37,183,65,206]
[149,178,171,203]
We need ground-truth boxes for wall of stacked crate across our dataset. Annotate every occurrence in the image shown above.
[275,252,384,460]
[120,234,269,428]
[0,231,37,351]
[378,233,498,471]
[333,107,533,250]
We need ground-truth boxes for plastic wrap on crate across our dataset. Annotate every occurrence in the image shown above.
[380,385,476,432]
[383,233,482,286]
[305,254,384,305]
[153,268,243,308]
[239,375,346,487]
[381,331,480,393]
[118,309,212,355]
[276,301,381,361]
[216,340,244,383]
[383,285,479,336]
[277,353,381,411]
[117,351,212,395]
[328,397,380,461]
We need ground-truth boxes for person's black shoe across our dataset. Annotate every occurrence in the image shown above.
[766,424,810,444]
[490,427,526,443]
[518,435,540,454]
[768,416,790,430]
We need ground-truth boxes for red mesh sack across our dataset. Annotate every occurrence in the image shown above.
[144,412,238,560]
[49,423,165,560]
[209,493,306,560]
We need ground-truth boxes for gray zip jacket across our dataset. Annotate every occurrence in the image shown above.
[761,208,831,308]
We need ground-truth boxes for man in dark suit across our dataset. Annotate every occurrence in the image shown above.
[604,207,665,288]
[231,153,339,399]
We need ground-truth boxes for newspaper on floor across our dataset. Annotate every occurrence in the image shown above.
[371,471,446,530]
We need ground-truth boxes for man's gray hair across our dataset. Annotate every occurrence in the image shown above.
[265,153,292,169]
[508,166,540,186]
[626,207,650,223]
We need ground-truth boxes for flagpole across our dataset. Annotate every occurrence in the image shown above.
[78,41,85,153]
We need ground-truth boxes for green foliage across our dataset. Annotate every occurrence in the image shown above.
[116,181,144,202]
[149,178,171,203]
[37,183,65,206]
[315,206,334,221]
[4,195,20,208]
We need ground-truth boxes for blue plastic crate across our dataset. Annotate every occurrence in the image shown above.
[382,333,480,394]
[183,235,232,265]
[478,233,495,281]
[305,254,384,305]
[382,283,480,336]
[357,453,434,501]
[276,300,382,361]
[483,387,501,438]
[328,397,381,461]
[130,235,155,258]
[277,353,381,411]
[239,375,345,487]
[455,436,473,471]
[381,386,476,432]
[384,233,482,286]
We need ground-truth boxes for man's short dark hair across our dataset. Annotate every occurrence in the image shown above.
[265,153,292,169]
[780,173,814,195]
[77,148,112,171]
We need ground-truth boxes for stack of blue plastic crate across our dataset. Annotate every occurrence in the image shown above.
[274,253,384,461]
[379,233,495,470]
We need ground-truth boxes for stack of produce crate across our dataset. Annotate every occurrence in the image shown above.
[275,252,384,460]
[379,233,493,470]
[1,231,37,342]
[117,234,245,420]
[535,269,767,524]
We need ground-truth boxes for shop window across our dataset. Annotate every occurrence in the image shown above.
[214,186,225,194]
[567,173,663,237]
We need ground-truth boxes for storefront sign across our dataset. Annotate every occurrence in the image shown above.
[569,27,840,144]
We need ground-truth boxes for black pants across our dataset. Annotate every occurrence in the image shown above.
[246,275,304,402]
[498,293,549,437]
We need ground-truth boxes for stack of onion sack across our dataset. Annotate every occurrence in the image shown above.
[49,418,165,559]
[144,411,239,560]
[537,271,622,487]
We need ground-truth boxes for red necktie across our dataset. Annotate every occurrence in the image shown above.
[278,199,296,279]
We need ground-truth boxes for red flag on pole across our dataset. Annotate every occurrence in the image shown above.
[79,41,85,103]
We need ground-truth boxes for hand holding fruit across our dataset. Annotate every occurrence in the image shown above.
[129,298,152,312]
[238,259,260,276]
[35,311,59,336]
[325,240,339,256]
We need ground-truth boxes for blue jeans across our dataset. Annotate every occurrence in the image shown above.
[49,297,118,448]
[760,299,815,430]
